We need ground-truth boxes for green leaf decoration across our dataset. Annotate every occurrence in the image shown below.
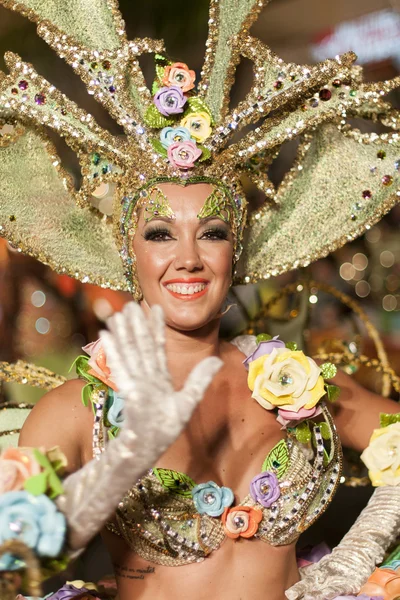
[143,104,175,129]
[295,421,311,444]
[26,449,64,499]
[155,64,166,84]
[155,53,170,66]
[320,362,338,379]
[47,470,64,499]
[153,468,196,497]
[256,333,272,343]
[186,97,214,123]
[326,384,341,403]
[320,422,331,440]
[323,448,330,467]
[380,413,400,428]
[286,341,298,351]
[24,472,48,496]
[262,439,290,479]
[41,554,71,579]
[150,138,168,157]
[198,145,211,162]
[152,80,161,95]
[70,354,89,377]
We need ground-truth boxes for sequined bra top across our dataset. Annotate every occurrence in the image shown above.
[81,335,343,567]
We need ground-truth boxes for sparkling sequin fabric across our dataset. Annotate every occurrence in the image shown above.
[0,0,399,296]
[92,336,342,567]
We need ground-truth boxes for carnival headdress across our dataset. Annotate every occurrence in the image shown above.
[0,0,399,297]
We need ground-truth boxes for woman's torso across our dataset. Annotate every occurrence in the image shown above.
[81,340,300,600]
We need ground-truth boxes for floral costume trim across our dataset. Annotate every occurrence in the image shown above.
[79,334,343,567]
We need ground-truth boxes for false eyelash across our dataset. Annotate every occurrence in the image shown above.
[143,226,173,241]
[201,227,229,240]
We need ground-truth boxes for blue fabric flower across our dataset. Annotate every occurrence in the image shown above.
[160,126,194,149]
[107,390,125,428]
[192,481,234,517]
[0,491,66,558]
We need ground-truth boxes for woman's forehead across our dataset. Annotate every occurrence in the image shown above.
[149,182,216,220]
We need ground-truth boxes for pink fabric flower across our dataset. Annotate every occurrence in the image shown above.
[162,62,196,92]
[277,405,322,428]
[0,447,41,493]
[167,140,202,169]
[82,339,117,391]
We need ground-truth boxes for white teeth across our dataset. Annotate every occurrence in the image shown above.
[165,283,207,295]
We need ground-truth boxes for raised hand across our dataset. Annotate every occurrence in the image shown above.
[56,302,222,553]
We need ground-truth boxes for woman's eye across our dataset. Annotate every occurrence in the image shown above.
[201,228,229,241]
[143,229,173,241]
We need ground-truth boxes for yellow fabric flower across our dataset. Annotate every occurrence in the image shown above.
[361,422,400,486]
[247,348,325,412]
[181,111,212,142]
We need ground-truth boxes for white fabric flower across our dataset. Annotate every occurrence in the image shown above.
[361,422,400,486]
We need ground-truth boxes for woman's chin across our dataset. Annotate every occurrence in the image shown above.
[165,309,221,333]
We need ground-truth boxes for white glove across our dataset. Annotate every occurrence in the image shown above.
[56,302,222,553]
[286,486,400,600]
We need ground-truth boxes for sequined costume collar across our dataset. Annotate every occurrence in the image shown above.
[81,335,343,566]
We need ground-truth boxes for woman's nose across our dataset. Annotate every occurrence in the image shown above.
[173,238,203,271]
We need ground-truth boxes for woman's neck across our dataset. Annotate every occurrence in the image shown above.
[164,320,222,389]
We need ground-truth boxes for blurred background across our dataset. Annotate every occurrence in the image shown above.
[0,0,399,588]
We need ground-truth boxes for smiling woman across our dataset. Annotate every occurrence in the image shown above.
[133,183,234,330]
[1,0,400,598]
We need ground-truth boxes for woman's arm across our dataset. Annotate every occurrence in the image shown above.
[18,378,94,473]
[329,368,399,452]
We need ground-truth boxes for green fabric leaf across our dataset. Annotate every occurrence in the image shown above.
[81,383,94,410]
[143,104,175,129]
[286,341,298,351]
[326,384,341,403]
[295,421,311,444]
[320,422,331,440]
[41,554,71,579]
[323,448,330,467]
[256,333,272,343]
[150,138,168,157]
[198,145,211,162]
[47,471,64,500]
[24,472,48,496]
[380,412,400,428]
[152,80,161,95]
[155,64,166,84]
[320,362,337,379]
[262,439,290,479]
[29,449,64,498]
[186,97,213,123]
[153,468,196,497]
[155,54,170,66]
[70,354,89,376]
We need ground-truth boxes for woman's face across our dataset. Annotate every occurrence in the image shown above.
[132,182,234,331]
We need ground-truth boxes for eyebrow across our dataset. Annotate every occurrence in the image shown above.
[143,216,175,225]
[198,216,229,225]
[143,215,228,226]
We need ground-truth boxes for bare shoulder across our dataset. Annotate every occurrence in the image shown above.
[19,378,94,473]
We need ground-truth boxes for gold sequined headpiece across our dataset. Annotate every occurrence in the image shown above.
[0,0,399,296]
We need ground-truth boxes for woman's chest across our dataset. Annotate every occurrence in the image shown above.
[153,368,284,500]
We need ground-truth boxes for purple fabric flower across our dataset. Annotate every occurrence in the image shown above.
[243,336,286,370]
[47,584,96,599]
[154,86,187,116]
[250,471,280,508]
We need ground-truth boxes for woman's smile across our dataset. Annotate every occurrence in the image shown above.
[163,277,210,300]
